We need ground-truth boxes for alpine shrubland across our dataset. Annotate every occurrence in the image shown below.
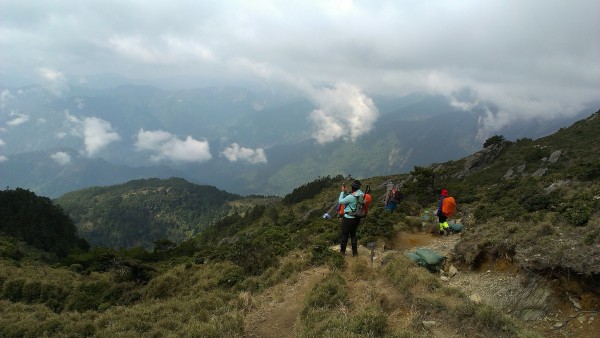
[0,110,599,337]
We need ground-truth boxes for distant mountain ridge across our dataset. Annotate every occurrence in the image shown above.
[1,84,596,197]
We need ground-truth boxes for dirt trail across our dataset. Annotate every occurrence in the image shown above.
[245,230,598,337]
[244,266,329,338]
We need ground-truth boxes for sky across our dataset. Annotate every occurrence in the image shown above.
[1,0,599,159]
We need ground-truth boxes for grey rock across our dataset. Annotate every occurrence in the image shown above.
[548,150,562,163]
[532,168,547,177]
[503,168,514,180]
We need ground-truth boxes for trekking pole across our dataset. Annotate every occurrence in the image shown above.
[367,242,376,267]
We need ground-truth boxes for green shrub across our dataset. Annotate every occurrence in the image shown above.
[142,273,179,299]
[584,229,599,245]
[483,135,505,148]
[350,304,388,336]
[560,200,594,226]
[302,272,349,316]
[2,278,24,302]
[21,280,42,303]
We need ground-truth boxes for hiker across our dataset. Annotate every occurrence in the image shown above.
[338,180,365,256]
[364,184,372,215]
[384,188,399,213]
[436,189,451,235]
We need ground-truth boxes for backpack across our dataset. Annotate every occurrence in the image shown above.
[441,196,457,217]
[392,190,404,203]
[347,193,368,218]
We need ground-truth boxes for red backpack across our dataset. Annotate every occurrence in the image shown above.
[441,196,456,217]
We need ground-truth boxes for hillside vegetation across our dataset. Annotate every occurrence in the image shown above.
[0,110,598,337]
[55,177,252,249]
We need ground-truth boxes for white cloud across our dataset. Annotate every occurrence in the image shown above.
[221,143,267,164]
[0,138,5,146]
[308,83,379,144]
[1,90,14,108]
[7,112,30,126]
[39,67,69,96]
[50,151,71,165]
[134,128,212,163]
[0,155,7,162]
[66,112,121,156]
[0,1,597,134]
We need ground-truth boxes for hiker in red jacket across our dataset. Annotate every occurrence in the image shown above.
[436,189,450,235]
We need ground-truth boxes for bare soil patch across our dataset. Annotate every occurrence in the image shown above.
[393,230,600,338]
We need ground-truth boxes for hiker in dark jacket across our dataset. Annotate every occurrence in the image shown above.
[338,180,364,256]
[436,189,450,235]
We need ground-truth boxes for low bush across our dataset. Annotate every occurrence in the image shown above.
[350,304,388,336]
[302,271,349,316]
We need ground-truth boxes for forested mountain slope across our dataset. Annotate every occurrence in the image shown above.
[55,177,265,249]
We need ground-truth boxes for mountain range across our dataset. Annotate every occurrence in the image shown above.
[1,83,597,197]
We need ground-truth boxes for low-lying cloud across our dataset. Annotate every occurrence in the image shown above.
[134,128,212,163]
[7,112,30,126]
[66,112,121,156]
[221,143,267,164]
[308,83,379,144]
[39,68,69,96]
[50,151,71,165]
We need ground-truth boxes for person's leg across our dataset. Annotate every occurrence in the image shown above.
[340,217,350,254]
[438,214,447,235]
[349,218,360,256]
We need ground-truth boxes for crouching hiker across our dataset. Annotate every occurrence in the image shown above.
[338,180,364,256]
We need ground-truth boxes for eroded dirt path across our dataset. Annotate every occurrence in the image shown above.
[244,266,329,338]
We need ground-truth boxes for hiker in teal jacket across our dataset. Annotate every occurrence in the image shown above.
[338,180,364,256]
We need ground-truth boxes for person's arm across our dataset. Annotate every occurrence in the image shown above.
[339,185,358,204]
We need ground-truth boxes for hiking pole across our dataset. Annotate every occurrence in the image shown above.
[367,242,376,267]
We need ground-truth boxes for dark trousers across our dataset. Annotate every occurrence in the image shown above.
[340,217,360,256]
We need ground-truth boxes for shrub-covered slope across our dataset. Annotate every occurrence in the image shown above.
[55,177,249,249]
[0,188,88,257]
[431,111,600,276]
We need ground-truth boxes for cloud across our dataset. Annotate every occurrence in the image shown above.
[0,155,7,162]
[0,1,598,134]
[134,128,212,163]
[39,68,69,96]
[108,35,216,65]
[0,138,5,146]
[221,143,267,164]
[307,83,379,143]
[7,112,30,126]
[50,151,71,165]
[1,90,14,108]
[66,112,121,156]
